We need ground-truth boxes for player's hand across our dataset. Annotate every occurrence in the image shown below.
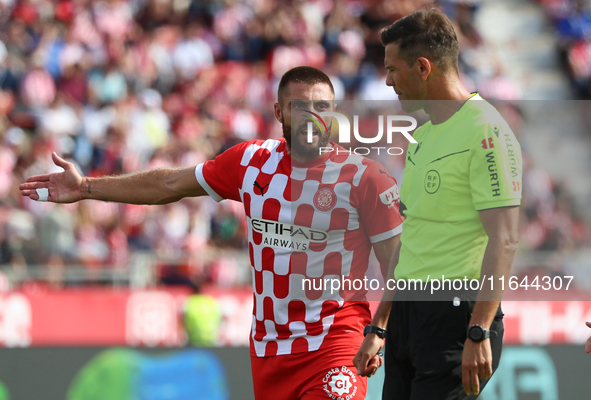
[19,152,85,203]
[461,338,492,395]
[586,322,591,354]
[353,334,384,377]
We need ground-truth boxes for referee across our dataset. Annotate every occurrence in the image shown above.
[354,6,522,400]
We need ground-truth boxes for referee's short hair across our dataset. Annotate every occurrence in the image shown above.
[278,66,335,107]
[381,5,460,72]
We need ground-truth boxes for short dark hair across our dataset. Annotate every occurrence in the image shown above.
[277,66,335,106]
[380,6,459,71]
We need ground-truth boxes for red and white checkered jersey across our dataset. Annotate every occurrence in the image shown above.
[195,138,403,357]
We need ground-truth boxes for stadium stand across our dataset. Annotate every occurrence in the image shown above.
[1,0,590,293]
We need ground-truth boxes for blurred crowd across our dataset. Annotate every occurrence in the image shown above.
[0,0,588,289]
[537,0,591,97]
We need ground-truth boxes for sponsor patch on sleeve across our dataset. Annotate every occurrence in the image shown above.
[379,184,400,208]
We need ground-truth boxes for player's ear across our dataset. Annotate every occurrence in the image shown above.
[416,57,432,80]
[274,102,283,123]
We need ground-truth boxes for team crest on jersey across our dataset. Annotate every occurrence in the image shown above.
[314,187,337,212]
[322,366,358,399]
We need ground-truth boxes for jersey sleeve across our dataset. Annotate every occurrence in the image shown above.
[356,161,405,243]
[195,141,255,202]
[469,122,522,210]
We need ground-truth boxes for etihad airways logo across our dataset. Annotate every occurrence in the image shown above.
[250,218,328,251]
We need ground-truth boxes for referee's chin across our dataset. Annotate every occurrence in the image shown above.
[399,99,425,114]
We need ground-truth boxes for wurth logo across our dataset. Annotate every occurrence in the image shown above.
[486,152,501,197]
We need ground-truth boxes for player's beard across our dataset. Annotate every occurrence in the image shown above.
[282,119,331,162]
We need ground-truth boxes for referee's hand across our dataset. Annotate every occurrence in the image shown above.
[461,338,493,395]
[353,334,384,377]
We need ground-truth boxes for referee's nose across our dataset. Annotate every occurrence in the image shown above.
[385,71,395,88]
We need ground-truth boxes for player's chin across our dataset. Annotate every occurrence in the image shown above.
[292,140,323,157]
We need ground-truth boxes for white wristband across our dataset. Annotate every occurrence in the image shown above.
[36,188,49,202]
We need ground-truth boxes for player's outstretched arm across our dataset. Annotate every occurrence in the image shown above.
[19,152,208,205]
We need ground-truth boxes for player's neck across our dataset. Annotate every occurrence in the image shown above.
[423,78,472,125]
[285,146,304,163]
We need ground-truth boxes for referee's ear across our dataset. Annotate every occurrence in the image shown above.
[416,56,433,81]
[274,102,283,123]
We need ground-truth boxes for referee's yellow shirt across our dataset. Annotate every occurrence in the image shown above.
[395,94,522,282]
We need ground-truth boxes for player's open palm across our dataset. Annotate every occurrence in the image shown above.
[19,152,84,203]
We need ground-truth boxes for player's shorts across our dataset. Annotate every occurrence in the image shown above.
[383,295,504,400]
[250,303,371,400]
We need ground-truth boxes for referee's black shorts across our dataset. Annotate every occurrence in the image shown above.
[383,293,504,400]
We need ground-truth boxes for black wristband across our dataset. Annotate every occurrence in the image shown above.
[364,325,386,339]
